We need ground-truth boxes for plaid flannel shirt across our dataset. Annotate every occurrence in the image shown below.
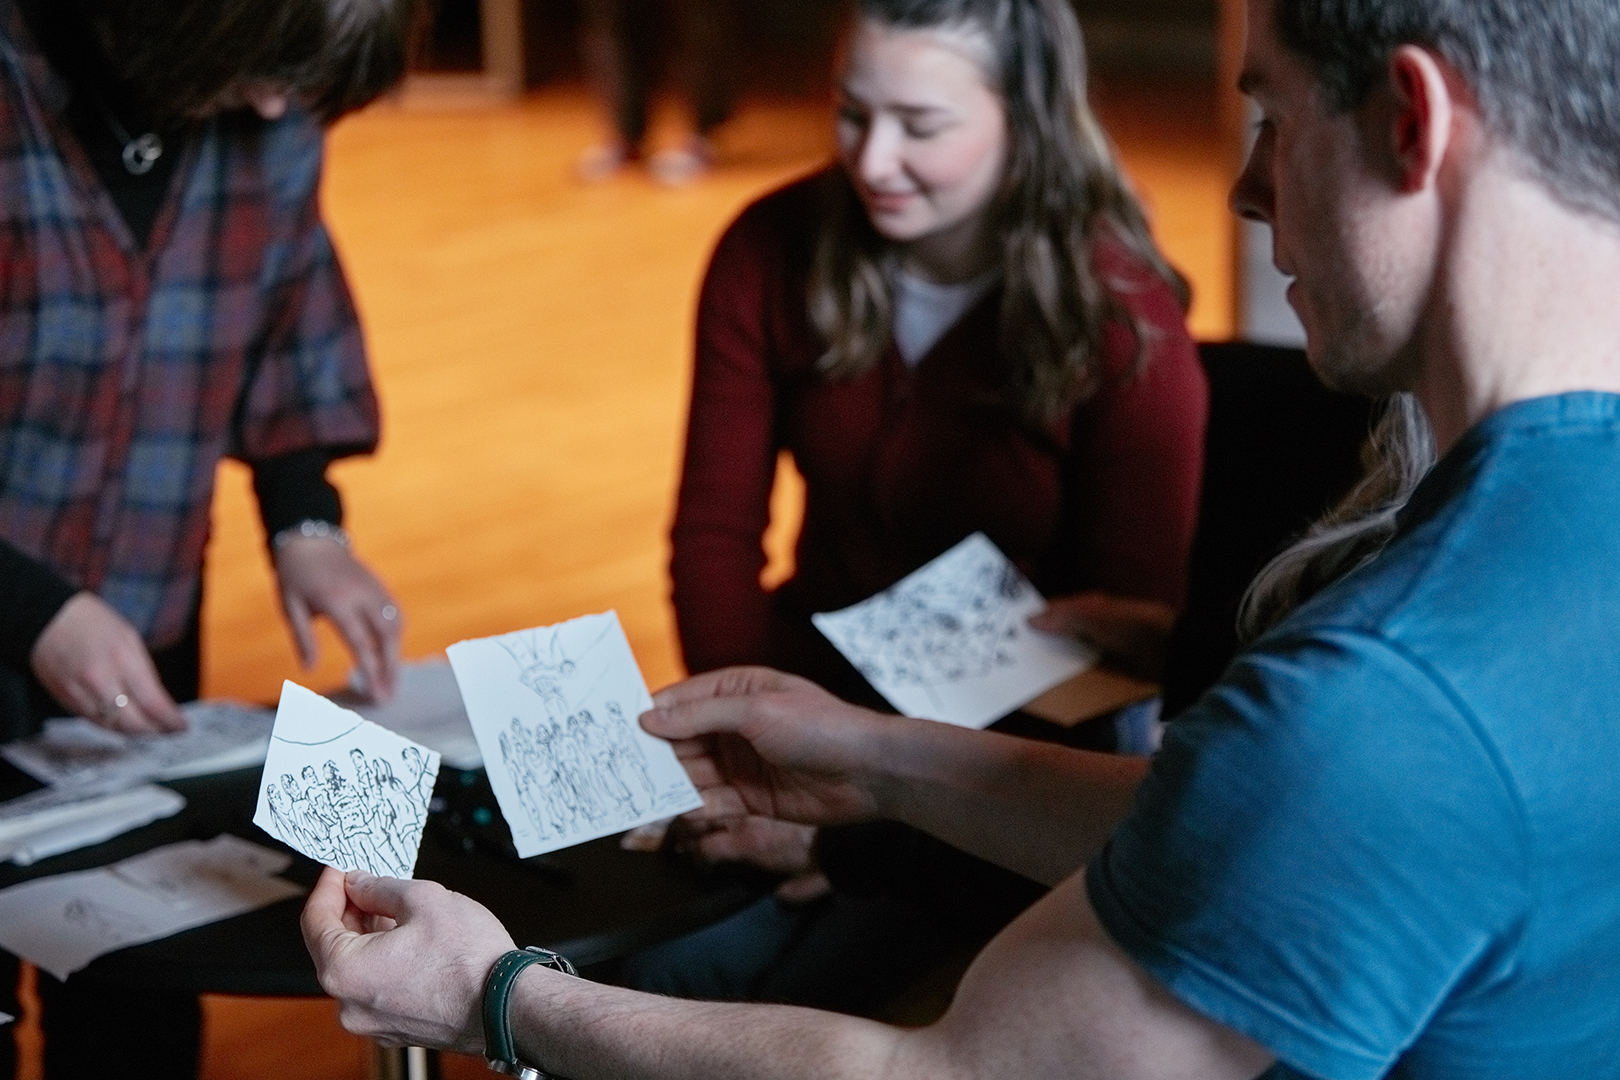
[0,1,380,652]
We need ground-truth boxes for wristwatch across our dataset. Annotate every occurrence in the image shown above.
[483,946,577,1079]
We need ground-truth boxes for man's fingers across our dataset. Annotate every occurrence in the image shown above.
[344,869,427,922]
[640,693,767,742]
[301,865,359,965]
[683,788,750,821]
[649,666,806,709]
[677,756,724,790]
[1027,607,1090,636]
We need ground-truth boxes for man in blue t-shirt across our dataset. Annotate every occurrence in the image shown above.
[300,0,1620,1077]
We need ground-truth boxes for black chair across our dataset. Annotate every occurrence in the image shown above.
[1161,341,1375,717]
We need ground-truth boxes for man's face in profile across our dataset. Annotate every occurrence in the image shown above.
[1230,0,1433,396]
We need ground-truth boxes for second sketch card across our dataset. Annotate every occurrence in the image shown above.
[812,532,1096,728]
[447,612,702,858]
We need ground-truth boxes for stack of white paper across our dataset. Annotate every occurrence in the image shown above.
[0,834,305,980]
[3,700,274,790]
[0,785,186,867]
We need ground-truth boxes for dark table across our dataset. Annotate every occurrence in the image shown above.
[0,763,770,996]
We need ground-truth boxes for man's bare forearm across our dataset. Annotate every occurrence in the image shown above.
[506,877,1270,1080]
[861,717,1150,885]
[511,971,924,1080]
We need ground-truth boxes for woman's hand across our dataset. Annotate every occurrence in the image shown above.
[273,534,402,702]
[1029,592,1176,681]
[30,592,186,734]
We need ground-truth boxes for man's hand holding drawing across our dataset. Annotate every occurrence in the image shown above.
[642,665,1150,887]
[641,667,892,831]
[304,867,509,1054]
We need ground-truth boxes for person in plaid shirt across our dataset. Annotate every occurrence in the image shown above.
[0,0,421,747]
[0,0,419,1075]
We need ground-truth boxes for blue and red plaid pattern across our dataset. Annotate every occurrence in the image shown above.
[0,3,379,649]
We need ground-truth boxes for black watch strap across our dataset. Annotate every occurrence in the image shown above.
[483,946,576,1079]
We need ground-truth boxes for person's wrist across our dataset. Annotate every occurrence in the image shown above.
[483,947,576,1079]
[272,519,350,551]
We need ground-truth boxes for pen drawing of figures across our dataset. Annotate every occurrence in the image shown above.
[264,746,436,877]
[448,613,705,857]
[255,682,442,879]
[835,543,1030,689]
[496,698,663,842]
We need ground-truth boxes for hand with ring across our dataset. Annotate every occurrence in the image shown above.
[29,593,187,734]
[273,533,403,703]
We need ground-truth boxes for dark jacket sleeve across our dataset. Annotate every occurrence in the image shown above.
[0,538,79,668]
[251,447,345,541]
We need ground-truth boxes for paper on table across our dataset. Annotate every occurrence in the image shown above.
[0,834,304,981]
[331,659,483,769]
[253,682,439,878]
[2,700,273,790]
[447,612,703,858]
[811,533,1096,729]
[0,784,187,866]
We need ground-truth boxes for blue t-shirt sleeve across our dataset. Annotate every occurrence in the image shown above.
[1087,628,1529,1080]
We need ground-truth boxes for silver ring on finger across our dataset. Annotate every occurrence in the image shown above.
[104,693,129,720]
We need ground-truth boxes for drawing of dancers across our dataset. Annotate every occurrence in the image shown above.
[501,727,552,841]
[281,774,334,862]
[372,757,423,835]
[527,718,576,835]
[401,745,435,807]
[303,764,352,866]
[575,708,636,817]
[353,748,408,874]
[603,701,656,805]
[559,712,608,824]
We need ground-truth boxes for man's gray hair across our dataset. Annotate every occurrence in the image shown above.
[1274,0,1620,222]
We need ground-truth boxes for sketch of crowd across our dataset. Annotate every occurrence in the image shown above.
[263,746,434,877]
[498,701,665,842]
[843,556,1028,687]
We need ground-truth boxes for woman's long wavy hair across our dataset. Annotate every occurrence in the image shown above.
[809,0,1188,427]
[1237,392,1436,641]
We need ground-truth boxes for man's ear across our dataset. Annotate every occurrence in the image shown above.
[1385,45,1459,194]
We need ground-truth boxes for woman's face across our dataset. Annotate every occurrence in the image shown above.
[835,18,1007,275]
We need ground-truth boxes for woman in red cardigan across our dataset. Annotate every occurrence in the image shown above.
[636,0,1208,1013]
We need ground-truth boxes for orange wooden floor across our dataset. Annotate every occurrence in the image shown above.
[13,78,1233,1079]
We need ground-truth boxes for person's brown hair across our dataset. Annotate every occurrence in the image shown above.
[82,0,422,123]
[810,0,1188,428]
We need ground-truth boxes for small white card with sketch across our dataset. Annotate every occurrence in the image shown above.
[447,612,703,858]
[253,682,440,879]
[811,532,1096,729]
